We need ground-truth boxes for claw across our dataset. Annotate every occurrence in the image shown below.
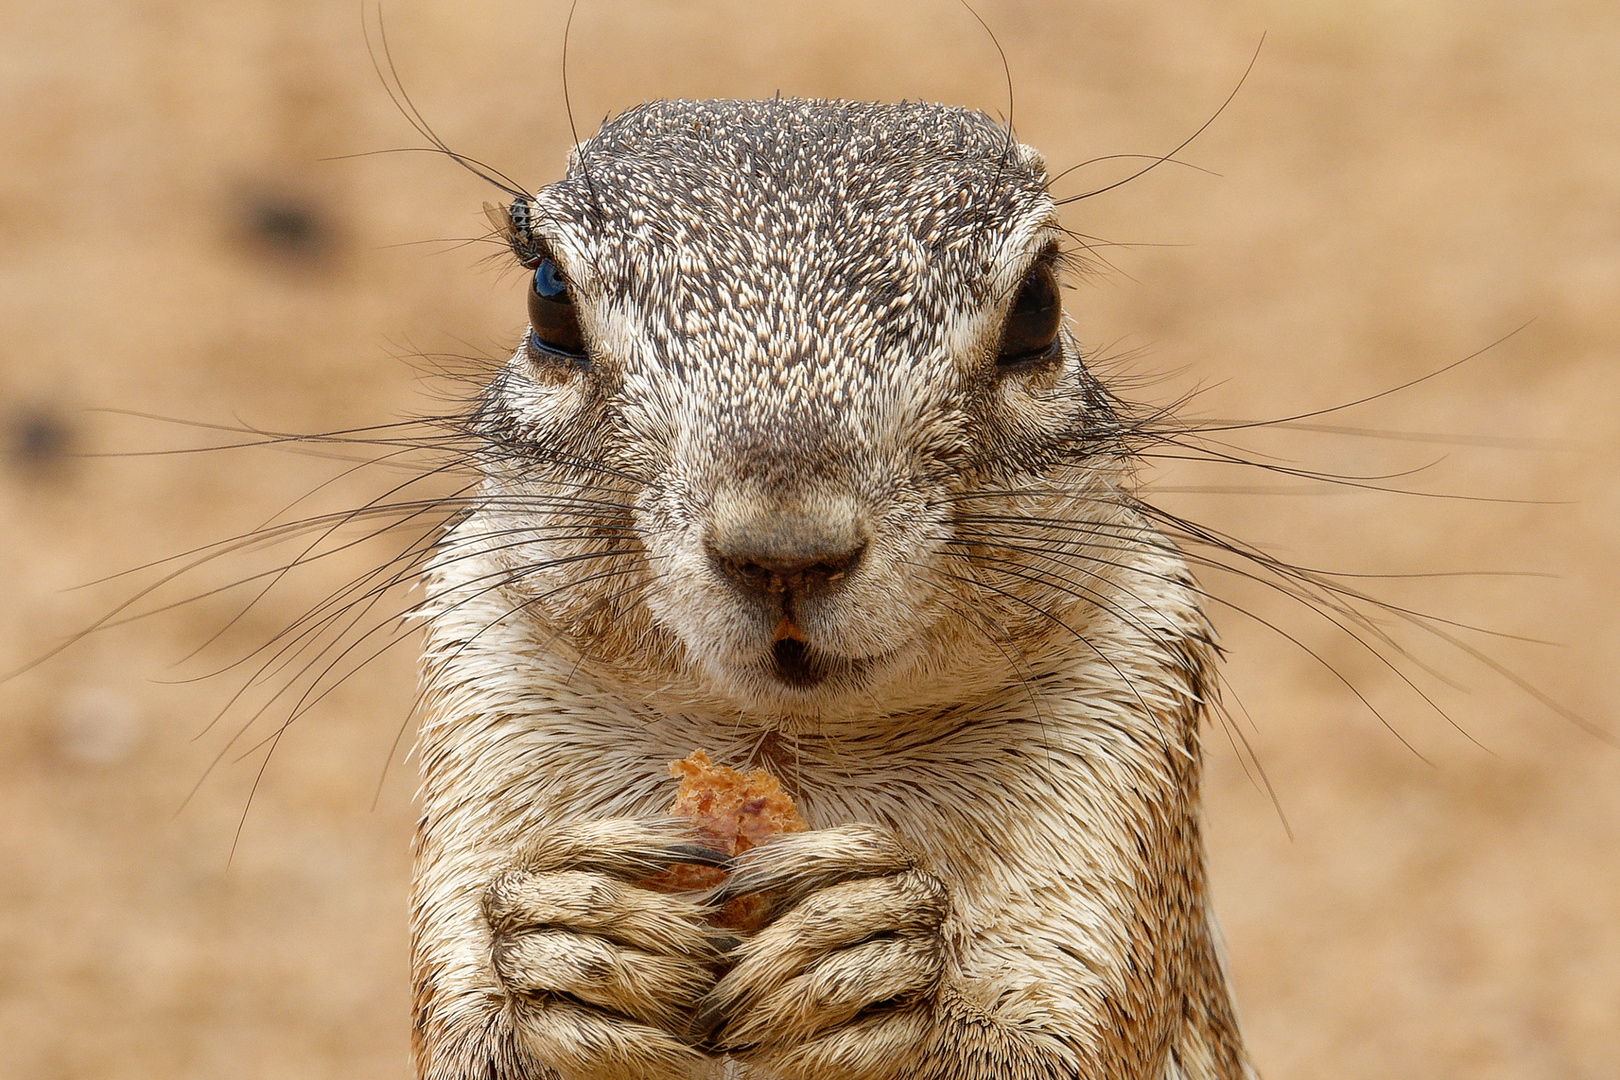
[661,842,733,868]
[687,998,728,1044]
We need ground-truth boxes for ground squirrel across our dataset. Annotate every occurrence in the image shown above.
[408,96,1252,1080]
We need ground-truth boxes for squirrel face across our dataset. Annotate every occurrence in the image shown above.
[471,99,1128,718]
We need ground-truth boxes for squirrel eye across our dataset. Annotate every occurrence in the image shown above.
[996,262,1062,371]
[526,257,588,363]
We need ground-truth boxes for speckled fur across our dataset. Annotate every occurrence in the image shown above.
[411,99,1253,1080]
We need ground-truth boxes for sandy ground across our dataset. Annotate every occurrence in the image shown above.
[1,1,1616,1077]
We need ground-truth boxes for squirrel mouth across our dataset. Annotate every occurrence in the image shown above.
[770,638,858,687]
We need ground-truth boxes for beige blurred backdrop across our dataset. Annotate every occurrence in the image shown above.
[1,1,1616,1077]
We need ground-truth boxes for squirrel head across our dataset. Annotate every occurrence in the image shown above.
[464,98,1129,719]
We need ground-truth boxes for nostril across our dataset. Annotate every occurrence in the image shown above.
[719,555,780,594]
[814,542,865,582]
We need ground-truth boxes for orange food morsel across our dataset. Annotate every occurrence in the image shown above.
[645,751,807,928]
[667,750,807,853]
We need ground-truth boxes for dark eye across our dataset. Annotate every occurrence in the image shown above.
[996,262,1063,371]
[526,257,588,363]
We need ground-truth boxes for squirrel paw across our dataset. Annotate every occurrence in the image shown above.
[695,823,948,1080]
[481,818,731,1080]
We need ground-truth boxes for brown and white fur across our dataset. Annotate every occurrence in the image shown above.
[409,98,1252,1080]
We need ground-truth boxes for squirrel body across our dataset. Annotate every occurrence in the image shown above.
[410,98,1251,1080]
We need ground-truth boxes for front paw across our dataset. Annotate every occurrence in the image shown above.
[483,818,732,1080]
[697,824,949,1080]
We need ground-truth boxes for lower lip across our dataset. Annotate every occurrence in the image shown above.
[769,638,862,687]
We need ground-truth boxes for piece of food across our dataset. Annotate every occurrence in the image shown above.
[646,750,807,929]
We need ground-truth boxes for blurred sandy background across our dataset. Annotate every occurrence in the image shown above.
[1,0,1616,1077]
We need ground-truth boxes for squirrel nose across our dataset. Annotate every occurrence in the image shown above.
[705,515,867,604]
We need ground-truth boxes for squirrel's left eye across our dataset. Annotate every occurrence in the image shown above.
[526,257,588,363]
[996,262,1062,371]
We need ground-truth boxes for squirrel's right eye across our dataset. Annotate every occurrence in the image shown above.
[996,262,1062,372]
[526,258,588,363]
